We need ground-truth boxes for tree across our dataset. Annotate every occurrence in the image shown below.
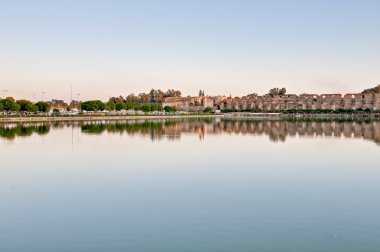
[279,88,287,96]
[138,93,150,103]
[164,89,181,98]
[247,93,257,97]
[109,96,125,104]
[126,93,138,102]
[35,101,50,112]
[150,103,163,111]
[105,101,116,111]
[115,103,125,111]
[164,106,177,112]
[17,99,38,112]
[174,90,181,97]
[203,107,213,113]
[268,88,279,97]
[1,97,20,111]
[141,104,151,112]
[80,100,105,111]
[362,84,380,94]
[268,87,287,97]
[149,89,165,103]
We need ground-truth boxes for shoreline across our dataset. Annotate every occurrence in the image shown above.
[225,113,380,119]
[1,113,379,123]
[0,114,224,123]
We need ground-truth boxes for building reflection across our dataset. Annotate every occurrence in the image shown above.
[1,119,379,145]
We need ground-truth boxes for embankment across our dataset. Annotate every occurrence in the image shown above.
[0,114,224,123]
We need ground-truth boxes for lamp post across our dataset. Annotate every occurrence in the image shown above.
[42,92,46,102]
[33,94,36,103]
[2,89,8,99]
[77,93,81,111]
[2,90,8,115]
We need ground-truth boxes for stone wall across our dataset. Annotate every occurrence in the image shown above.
[163,93,380,111]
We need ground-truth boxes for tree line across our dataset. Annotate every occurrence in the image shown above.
[0,97,50,113]
[120,89,182,104]
[81,101,177,112]
[80,89,182,112]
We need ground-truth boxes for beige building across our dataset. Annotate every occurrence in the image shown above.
[162,93,380,112]
[162,96,225,111]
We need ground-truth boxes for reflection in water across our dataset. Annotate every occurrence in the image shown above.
[0,123,51,140]
[1,119,380,145]
[1,118,380,252]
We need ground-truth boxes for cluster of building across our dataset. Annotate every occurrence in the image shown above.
[162,93,380,111]
[45,92,380,113]
[48,100,80,112]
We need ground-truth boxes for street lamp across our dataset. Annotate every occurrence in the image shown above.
[42,91,46,102]
[77,93,81,111]
[33,94,36,103]
[2,89,8,99]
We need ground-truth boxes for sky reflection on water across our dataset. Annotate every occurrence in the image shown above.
[0,119,379,252]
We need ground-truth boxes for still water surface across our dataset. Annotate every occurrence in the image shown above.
[0,119,379,252]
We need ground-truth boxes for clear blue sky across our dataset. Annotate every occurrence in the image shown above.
[1,0,379,101]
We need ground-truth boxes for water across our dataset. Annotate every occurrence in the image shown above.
[0,119,379,252]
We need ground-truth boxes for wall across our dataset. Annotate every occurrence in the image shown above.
[163,93,380,111]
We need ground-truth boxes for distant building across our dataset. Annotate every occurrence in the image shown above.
[163,93,380,112]
[48,99,69,112]
[162,96,225,111]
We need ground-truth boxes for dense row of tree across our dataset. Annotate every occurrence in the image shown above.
[81,100,177,112]
[81,88,182,112]
[0,97,50,112]
[117,89,182,104]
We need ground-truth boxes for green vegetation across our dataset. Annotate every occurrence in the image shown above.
[362,84,380,94]
[16,100,38,112]
[0,97,50,113]
[267,87,287,97]
[35,101,50,112]
[203,107,214,113]
[0,124,50,140]
[1,97,20,112]
[164,106,177,112]
[122,89,181,103]
[80,100,106,111]
[82,100,164,112]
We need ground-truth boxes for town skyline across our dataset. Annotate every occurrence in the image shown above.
[1,85,379,103]
[2,85,379,114]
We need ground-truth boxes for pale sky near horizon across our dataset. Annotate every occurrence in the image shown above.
[1,0,379,101]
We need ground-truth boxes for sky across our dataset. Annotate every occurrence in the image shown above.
[0,0,380,101]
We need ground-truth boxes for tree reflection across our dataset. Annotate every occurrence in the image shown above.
[1,119,379,145]
[0,123,51,140]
